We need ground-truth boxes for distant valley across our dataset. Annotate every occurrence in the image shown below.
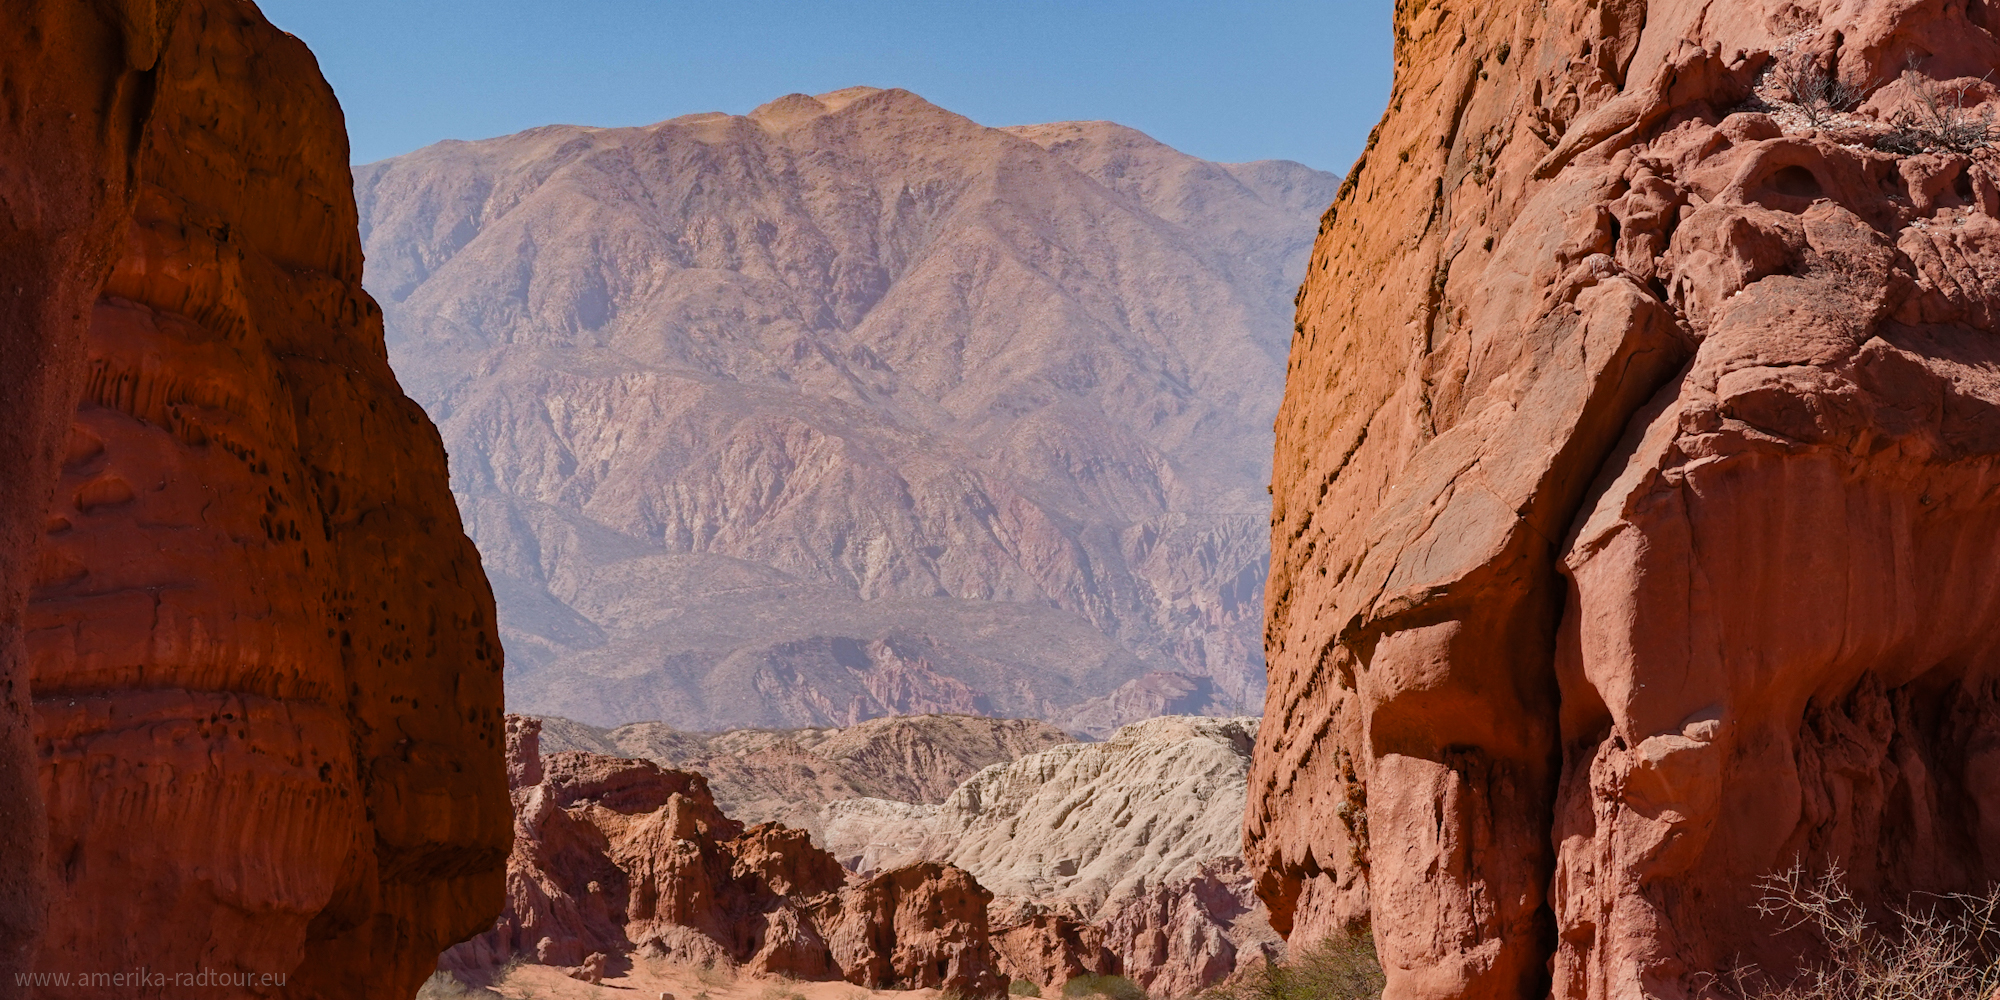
[357,87,1337,729]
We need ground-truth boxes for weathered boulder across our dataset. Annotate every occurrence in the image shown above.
[1260,1,2000,998]
[991,912,1121,995]
[4,1,509,996]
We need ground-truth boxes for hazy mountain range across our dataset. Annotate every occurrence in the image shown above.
[355,86,1337,729]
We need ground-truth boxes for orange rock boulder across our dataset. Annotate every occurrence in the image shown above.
[1259,1,2000,999]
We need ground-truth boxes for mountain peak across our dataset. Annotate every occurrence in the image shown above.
[748,86,932,132]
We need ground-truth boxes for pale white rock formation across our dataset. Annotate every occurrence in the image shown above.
[820,798,939,873]
[929,716,1257,907]
[910,716,1277,996]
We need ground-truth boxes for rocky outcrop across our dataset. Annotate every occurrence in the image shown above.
[930,717,1256,903]
[1260,2,2000,998]
[448,717,1004,994]
[537,713,1074,838]
[1090,862,1279,1000]
[3,1,509,997]
[819,862,1003,993]
[991,912,1121,994]
[356,91,1340,731]
[910,717,1279,995]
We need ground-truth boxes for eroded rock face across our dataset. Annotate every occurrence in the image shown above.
[6,1,510,995]
[929,717,1257,904]
[990,912,1120,995]
[1090,861,1280,1000]
[0,3,190,986]
[449,717,1005,995]
[1259,2,2000,999]
[917,717,1279,996]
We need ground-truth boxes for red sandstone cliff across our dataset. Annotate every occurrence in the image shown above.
[2,1,509,996]
[1258,2,2000,999]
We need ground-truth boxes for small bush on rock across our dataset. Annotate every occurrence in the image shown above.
[414,970,502,1000]
[1202,934,1385,1000]
[1775,53,1861,128]
[1063,973,1147,1000]
[1012,979,1044,997]
[1876,69,2000,154]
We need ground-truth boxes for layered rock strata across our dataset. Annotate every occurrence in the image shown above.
[447,717,1005,995]
[4,1,510,995]
[1259,2,2000,999]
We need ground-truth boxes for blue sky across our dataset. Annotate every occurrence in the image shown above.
[258,1,1393,172]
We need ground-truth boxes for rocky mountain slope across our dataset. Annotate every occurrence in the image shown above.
[2,2,509,997]
[354,88,1338,730]
[1259,1,2000,998]
[536,713,1074,834]
[825,717,1281,996]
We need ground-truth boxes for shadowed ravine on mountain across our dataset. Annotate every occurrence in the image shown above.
[355,88,1338,731]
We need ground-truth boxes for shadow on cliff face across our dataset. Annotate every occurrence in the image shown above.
[0,1,510,997]
[1257,1,2000,998]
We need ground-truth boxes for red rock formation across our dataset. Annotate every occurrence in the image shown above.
[3,1,510,996]
[991,913,1121,994]
[450,717,1005,995]
[1090,861,1281,999]
[1257,2,2000,999]
[0,4,191,987]
[820,862,1004,993]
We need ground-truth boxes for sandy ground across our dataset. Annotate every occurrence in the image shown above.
[465,957,951,1000]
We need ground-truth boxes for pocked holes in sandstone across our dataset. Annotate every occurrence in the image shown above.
[73,474,136,513]
[62,427,105,468]
[1766,165,1825,200]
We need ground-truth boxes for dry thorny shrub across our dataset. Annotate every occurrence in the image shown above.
[1876,67,2000,154]
[414,969,503,1000]
[1715,861,2000,1000]
[1776,53,1861,128]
